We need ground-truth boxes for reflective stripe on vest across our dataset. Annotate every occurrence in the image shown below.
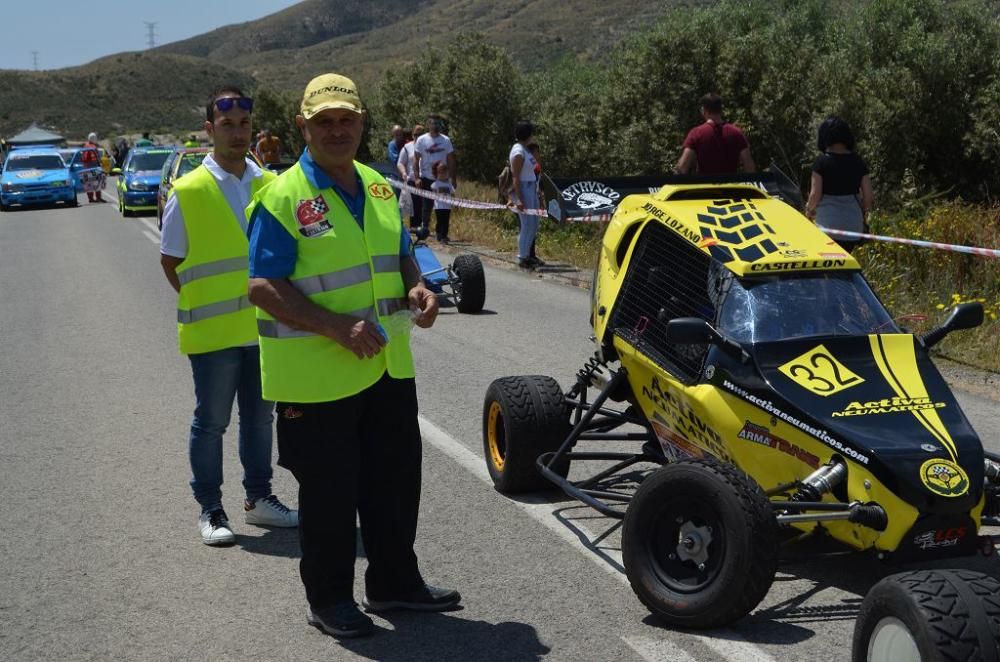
[250,160,415,403]
[174,165,276,354]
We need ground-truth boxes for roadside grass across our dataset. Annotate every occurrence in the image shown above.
[441,182,1000,372]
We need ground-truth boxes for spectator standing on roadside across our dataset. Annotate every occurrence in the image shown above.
[675,93,755,175]
[246,72,460,639]
[83,132,105,203]
[430,160,454,243]
[525,140,544,266]
[387,124,405,167]
[136,132,153,147]
[397,124,425,230]
[256,129,282,165]
[159,86,298,546]
[805,116,873,253]
[184,135,199,148]
[413,115,455,238]
[509,120,540,270]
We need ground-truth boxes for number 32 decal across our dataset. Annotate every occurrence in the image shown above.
[778,345,864,396]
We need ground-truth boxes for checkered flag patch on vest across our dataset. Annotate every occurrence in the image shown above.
[295,195,330,226]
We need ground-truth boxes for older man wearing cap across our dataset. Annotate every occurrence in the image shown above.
[246,73,459,639]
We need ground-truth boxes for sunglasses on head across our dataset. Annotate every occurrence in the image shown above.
[214,96,254,113]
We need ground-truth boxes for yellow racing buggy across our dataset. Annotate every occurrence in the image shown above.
[482,175,1000,661]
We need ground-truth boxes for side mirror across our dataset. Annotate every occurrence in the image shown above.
[922,302,984,348]
[666,317,748,362]
[111,168,121,176]
[665,317,718,344]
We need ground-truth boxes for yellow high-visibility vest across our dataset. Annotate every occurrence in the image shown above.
[174,165,276,354]
[249,161,414,403]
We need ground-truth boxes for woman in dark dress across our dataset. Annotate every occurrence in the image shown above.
[805,117,874,253]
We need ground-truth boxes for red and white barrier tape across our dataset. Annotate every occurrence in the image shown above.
[823,228,1000,259]
[389,178,1000,257]
[388,178,547,217]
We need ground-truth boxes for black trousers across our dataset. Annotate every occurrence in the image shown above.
[408,179,423,229]
[434,209,450,240]
[419,177,435,230]
[276,374,424,609]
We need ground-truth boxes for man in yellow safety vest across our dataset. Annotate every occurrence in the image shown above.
[159,86,298,546]
[246,73,459,639]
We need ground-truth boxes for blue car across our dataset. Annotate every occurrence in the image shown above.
[114,147,174,217]
[0,147,77,211]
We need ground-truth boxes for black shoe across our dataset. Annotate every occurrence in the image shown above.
[308,601,375,638]
[518,259,535,271]
[528,256,546,267]
[362,584,461,612]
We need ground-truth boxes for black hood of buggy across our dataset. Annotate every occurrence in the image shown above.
[728,334,984,513]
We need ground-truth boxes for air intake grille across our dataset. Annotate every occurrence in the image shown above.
[610,221,716,381]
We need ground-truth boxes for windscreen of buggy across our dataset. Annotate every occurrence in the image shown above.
[5,154,65,171]
[718,272,897,344]
[127,152,171,172]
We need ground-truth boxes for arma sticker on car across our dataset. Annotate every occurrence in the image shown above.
[737,420,820,468]
[696,199,779,264]
[919,458,969,497]
[777,344,865,397]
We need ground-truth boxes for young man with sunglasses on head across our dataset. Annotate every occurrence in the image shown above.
[159,87,298,546]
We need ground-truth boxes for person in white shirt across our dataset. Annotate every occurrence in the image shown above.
[429,161,454,243]
[509,120,540,270]
[396,124,424,229]
[159,86,298,546]
[413,115,455,236]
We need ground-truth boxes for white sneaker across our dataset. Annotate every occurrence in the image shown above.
[199,509,236,546]
[244,495,298,527]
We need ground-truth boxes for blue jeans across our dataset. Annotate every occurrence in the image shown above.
[188,346,274,513]
[515,179,539,261]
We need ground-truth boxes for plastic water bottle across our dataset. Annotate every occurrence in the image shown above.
[377,309,419,344]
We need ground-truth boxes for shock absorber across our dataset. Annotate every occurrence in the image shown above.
[984,456,1000,518]
[792,461,848,502]
[569,352,611,397]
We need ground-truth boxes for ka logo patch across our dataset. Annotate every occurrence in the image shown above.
[368,182,394,200]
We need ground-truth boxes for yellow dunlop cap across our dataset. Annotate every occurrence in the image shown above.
[301,73,363,119]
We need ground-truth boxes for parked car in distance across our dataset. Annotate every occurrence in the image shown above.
[113,147,174,217]
[0,147,76,210]
[157,147,210,228]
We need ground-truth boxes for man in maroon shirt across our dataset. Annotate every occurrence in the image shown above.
[675,94,755,175]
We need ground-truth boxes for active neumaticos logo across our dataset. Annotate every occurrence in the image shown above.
[722,379,870,465]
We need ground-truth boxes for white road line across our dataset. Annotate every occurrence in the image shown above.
[137,217,160,234]
[622,635,698,662]
[417,415,780,662]
[141,229,160,244]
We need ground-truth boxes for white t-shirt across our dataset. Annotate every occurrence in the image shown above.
[160,154,264,258]
[431,179,454,210]
[415,133,454,180]
[397,141,417,181]
[509,143,538,182]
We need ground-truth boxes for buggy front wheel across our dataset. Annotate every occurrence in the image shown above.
[622,458,779,629]
[482,375,570,493]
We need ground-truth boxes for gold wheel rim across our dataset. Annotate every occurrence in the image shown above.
[487,401,505,471]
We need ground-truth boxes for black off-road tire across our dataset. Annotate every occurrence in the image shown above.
[622,458,779,629]
[453,254,486,313]
[482,375,571,493]
[852,569,1000,662]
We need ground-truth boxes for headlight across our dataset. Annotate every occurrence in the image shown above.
[3,183,22,192]
[129,183,150,192]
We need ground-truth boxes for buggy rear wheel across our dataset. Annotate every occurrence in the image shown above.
[622,458,779,629]
[852,570,1000,662]
[482,375,570,493]
[453,254,485,313]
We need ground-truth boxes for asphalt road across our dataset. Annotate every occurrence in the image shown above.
[1,193,998,662]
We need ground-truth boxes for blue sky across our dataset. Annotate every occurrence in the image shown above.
[0,0,302,70]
